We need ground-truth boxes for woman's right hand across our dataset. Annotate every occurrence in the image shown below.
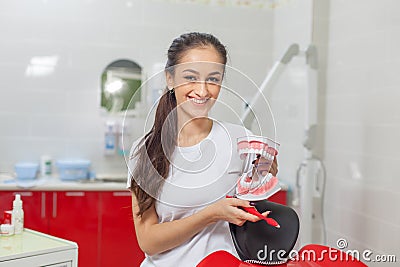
[204,197,261,226]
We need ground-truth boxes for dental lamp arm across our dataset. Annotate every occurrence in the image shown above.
[241,44,300,129]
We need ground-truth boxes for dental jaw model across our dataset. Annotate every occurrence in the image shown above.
[236,136,281,201]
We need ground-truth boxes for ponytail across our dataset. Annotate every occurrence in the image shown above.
[130,89,177,216]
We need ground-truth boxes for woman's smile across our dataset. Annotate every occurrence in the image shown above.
[187,96,210,105]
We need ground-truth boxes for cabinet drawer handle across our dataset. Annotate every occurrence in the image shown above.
[41,192,46,218]
[65,192,85,197]
[113,192,131,197]
[53,192,57,218]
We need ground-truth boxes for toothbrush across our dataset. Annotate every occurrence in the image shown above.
[242,206,280,228]
[226,195,280,228]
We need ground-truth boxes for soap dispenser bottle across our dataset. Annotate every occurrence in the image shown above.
[12,194,24,234]
[104,120,117,156]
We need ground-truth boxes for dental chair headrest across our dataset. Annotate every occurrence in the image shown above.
[229,200,300,265]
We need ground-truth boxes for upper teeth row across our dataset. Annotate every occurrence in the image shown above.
[239,148,274,160]
[190,98,208,104]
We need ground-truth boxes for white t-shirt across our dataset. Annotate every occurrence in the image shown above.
[127,121,251,267]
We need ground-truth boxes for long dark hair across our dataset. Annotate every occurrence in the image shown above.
[130,32,227,216]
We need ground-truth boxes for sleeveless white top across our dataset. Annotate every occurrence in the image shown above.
[127,121,251,267]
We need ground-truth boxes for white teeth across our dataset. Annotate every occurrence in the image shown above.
[238,147,276,160]
[240,176,252,189]
[240,173,262,189]
[239,147,264,156]
[190,98,208,104]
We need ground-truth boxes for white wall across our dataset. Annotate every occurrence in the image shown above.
[0,0,274,175]
[270,0,399,265]
[269,0,313,192]
[321,0,400,265]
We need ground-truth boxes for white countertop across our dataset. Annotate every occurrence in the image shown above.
[0,229,77,262]
[0,172,288,192]
[0,177,128,191]
[0,178,288,192]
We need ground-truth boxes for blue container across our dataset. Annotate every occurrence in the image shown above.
[15,162,39,180]
[56,160,91,181]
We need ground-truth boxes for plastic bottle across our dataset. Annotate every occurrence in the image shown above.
[104,121,117,156]
[117,122,131,156]
[11,194,24,234]
[40,155,52,177]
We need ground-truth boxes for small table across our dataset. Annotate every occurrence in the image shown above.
[0,229,78,267]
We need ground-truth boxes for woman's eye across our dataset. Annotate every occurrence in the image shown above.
[184,75,197,81]
[207,77,220,83]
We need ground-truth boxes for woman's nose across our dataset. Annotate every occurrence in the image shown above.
[194,81,209,98]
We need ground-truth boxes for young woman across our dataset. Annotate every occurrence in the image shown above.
[127,32,278,266]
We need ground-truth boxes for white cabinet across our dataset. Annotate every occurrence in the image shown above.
[0,229,78,267]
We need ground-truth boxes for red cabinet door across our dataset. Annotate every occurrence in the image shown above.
[48,191,100,267]
[99,191,144,267]
[0,191,48,232]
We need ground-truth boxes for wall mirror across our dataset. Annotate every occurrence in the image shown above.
[100,59,142,116]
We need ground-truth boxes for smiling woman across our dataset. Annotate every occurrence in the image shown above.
[168,58,225,141]
[126,32,279,267]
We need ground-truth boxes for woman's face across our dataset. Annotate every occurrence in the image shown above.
[166,46,225,120]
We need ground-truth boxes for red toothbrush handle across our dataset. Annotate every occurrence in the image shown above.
[242,206,264,218]
[242,206,280,228]
[225,196,280,228]
[265,217,280,228]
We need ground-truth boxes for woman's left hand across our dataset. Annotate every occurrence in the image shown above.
[257,156,278,176]
[269,156,278,176]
